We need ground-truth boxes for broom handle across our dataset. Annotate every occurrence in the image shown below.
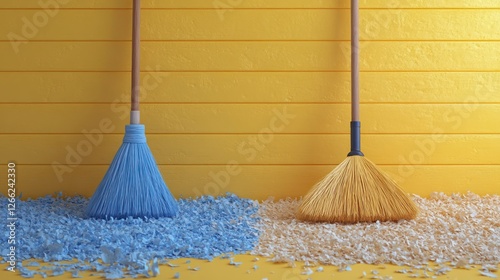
[348,0,364,156]
[351,0,359,121]
[130,0,141,124]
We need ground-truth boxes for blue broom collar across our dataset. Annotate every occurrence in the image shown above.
[123,124,147,143]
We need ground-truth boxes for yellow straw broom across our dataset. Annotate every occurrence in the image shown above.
[296,0,418,223]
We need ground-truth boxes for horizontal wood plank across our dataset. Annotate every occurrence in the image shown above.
[2,42,499,71]
[2,10,499,40]
[1,104,499,134]
[1,134,499,165]
[1,72,498,103]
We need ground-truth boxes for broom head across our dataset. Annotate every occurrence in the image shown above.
[297,155,418,223]
[86,124,179,219]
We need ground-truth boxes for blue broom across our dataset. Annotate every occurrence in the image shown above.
[86,0,178,219]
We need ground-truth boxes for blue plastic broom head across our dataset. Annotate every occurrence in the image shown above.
[86,124,179,219]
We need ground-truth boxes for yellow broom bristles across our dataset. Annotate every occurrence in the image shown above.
[297,156,418,223]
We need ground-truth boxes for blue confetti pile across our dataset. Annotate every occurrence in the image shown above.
[1,193,260,278]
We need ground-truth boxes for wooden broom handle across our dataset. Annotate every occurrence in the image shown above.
[347,0,363,156]
[131,0,141,116]
[351,0,360,121]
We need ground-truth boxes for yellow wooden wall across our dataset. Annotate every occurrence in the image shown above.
[1,0,499,199]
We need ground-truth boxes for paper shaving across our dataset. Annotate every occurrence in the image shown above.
[229,258,243,267]
[152,258,159,277]
[337,264,352,272]
[481,271,498,278]
[483,265,499,272]
[435,266,452,276]
[301,268,314,275]
[455,257,471,268]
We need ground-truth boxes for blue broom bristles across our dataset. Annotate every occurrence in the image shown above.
[86,124,179,219]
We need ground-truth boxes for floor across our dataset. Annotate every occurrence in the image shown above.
[1,255,497,279]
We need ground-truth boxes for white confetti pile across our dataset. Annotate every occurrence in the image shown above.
[252,192,500,266]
